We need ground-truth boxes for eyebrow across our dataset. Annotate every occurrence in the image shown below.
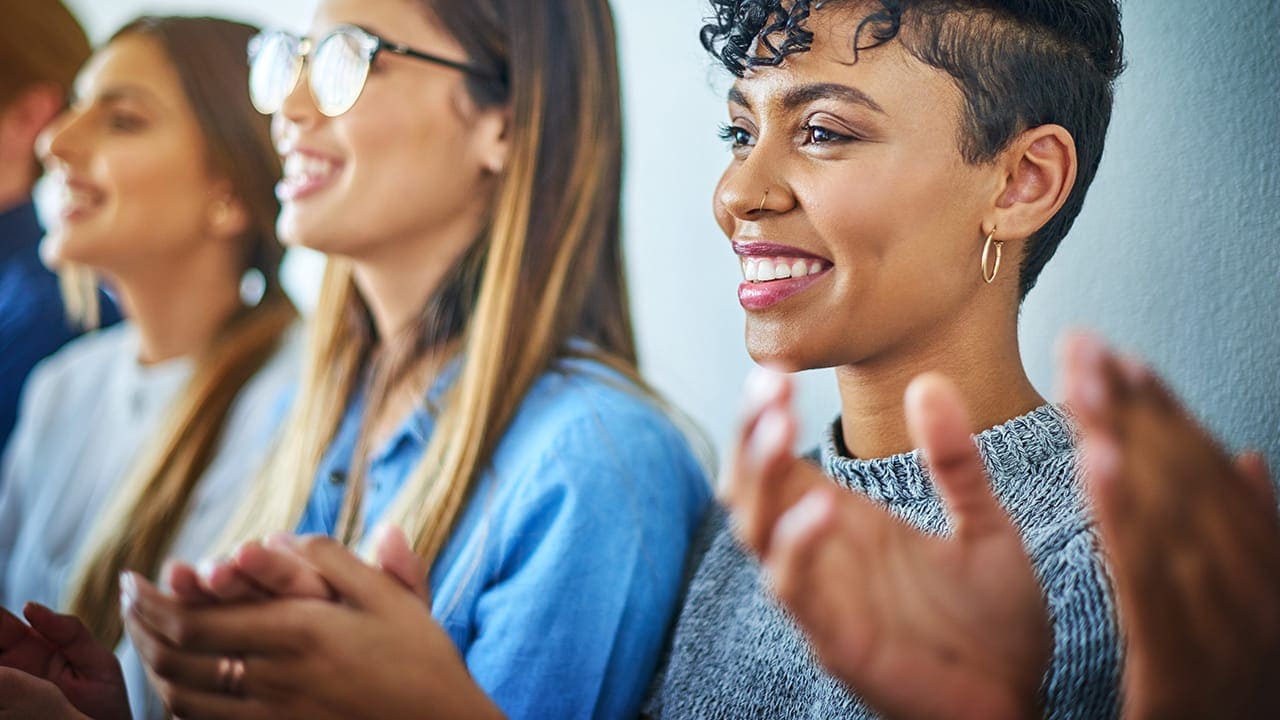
[75,85,165,111]
[727,82,886,115]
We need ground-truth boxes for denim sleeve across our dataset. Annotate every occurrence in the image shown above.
[464,409,712,720]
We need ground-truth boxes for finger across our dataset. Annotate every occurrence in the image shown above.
[199,559,269,603]
[21,604,114,674]
[725,405,801,554]
[371,524,431,604]
[234,537,334,600]
[166,562,218,605]
[284,535,408,613]
[121,572,301,655]
[1059,331,1129,435]
[905,373,1009,540]
[765,486,841,608]
[0,607,31,651]
[1235,452,1277,506]
[150,676,273,720]
[741,366,793,437]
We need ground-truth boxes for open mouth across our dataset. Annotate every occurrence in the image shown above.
[277,150,343,202]
[732,242,834,311]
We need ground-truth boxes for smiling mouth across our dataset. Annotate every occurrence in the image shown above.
[739,255,831,282]
[277,151,343,202]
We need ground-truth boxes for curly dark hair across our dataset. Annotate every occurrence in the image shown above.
[701,0,1125,298]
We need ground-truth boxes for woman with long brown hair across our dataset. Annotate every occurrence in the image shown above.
[119,0,711,718]
[0,16,300,720]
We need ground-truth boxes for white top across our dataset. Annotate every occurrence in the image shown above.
[0,320,303,720]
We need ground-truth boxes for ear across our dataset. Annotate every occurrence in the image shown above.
[0,84,63,166]
[474,104,511,176]
[987,124,1077,244]
[207,188,251,240]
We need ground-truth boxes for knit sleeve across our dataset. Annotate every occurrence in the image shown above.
[1036,524,1123,720]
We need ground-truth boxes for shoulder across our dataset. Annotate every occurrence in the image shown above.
[499,355,704,475]
[485,355,712,525]
[21,324,132,406]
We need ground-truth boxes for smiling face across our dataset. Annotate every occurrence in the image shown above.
[717,8,1010,372]
[273,0,505,266]
[44,34,229,276]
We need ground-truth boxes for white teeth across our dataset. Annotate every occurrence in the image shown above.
[282,152,339,182]
[757,259,776,281]
[738,255,831,283]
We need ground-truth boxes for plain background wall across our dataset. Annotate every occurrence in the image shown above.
[62,0,1278,470]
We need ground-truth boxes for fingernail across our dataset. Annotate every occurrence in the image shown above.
[774,489,832,544]
[749,408,790,463]
[746,366,786,407]
[1086,438,1121,478]
[119,572,137,611]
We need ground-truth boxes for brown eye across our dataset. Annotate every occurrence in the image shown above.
[803,124,846,144]
[718,123,754,148]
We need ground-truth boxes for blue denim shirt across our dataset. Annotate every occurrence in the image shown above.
[0,199,118,453]
[297,352,713,720]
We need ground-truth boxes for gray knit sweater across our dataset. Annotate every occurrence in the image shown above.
[645,405,1120,719]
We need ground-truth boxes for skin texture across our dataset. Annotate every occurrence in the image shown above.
[1061,333,1280,719]
[724,369,1052,720]
[718,7,1075,459]
[43,33,245,364]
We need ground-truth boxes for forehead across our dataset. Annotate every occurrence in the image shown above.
[730,5,963,119]
[313,0,453,49]
[74,34,183,110]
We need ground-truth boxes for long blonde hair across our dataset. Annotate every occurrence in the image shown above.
[64,17,295,647]
[226,0,637,564]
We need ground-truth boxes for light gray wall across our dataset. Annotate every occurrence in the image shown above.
[1019,0,1280,468]
[62,0,1279,469]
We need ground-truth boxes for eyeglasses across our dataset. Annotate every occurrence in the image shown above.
[247,24,498,118]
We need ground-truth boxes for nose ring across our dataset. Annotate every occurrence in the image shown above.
[758,189,770,212]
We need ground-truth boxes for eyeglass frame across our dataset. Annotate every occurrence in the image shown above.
[247,24,503,117]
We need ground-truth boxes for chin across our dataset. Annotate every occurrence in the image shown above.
[744,320,823,373]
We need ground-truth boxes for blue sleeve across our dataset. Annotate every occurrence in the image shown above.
[464,411,712,720]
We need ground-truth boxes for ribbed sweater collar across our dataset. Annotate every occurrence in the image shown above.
[818,404,1077,503]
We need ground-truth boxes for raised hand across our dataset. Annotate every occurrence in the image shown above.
[0,604,130,720]
[1062,332,1280,719]
[725,369,1051,720]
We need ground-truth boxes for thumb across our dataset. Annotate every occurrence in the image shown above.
[373,523,431,605]
[22,603,117,676]
[905,373,1011,540]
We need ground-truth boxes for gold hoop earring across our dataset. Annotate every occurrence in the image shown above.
[758,189,770,212]
[981,227,1003,284]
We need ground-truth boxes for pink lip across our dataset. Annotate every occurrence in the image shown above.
[732,241,831,261]
[737,271,830,311]
[60,176,104,223]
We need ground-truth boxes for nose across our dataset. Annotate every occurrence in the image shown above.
[279,60,321,129]
[45,107,88,170]
[715,150,793,224]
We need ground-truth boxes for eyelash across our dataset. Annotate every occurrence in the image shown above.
[108,113,146,132]
[716,122,858,150]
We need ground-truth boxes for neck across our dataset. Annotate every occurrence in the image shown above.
[348,209,486,344]
[110,244,243,365]
[834,297,1044,460]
